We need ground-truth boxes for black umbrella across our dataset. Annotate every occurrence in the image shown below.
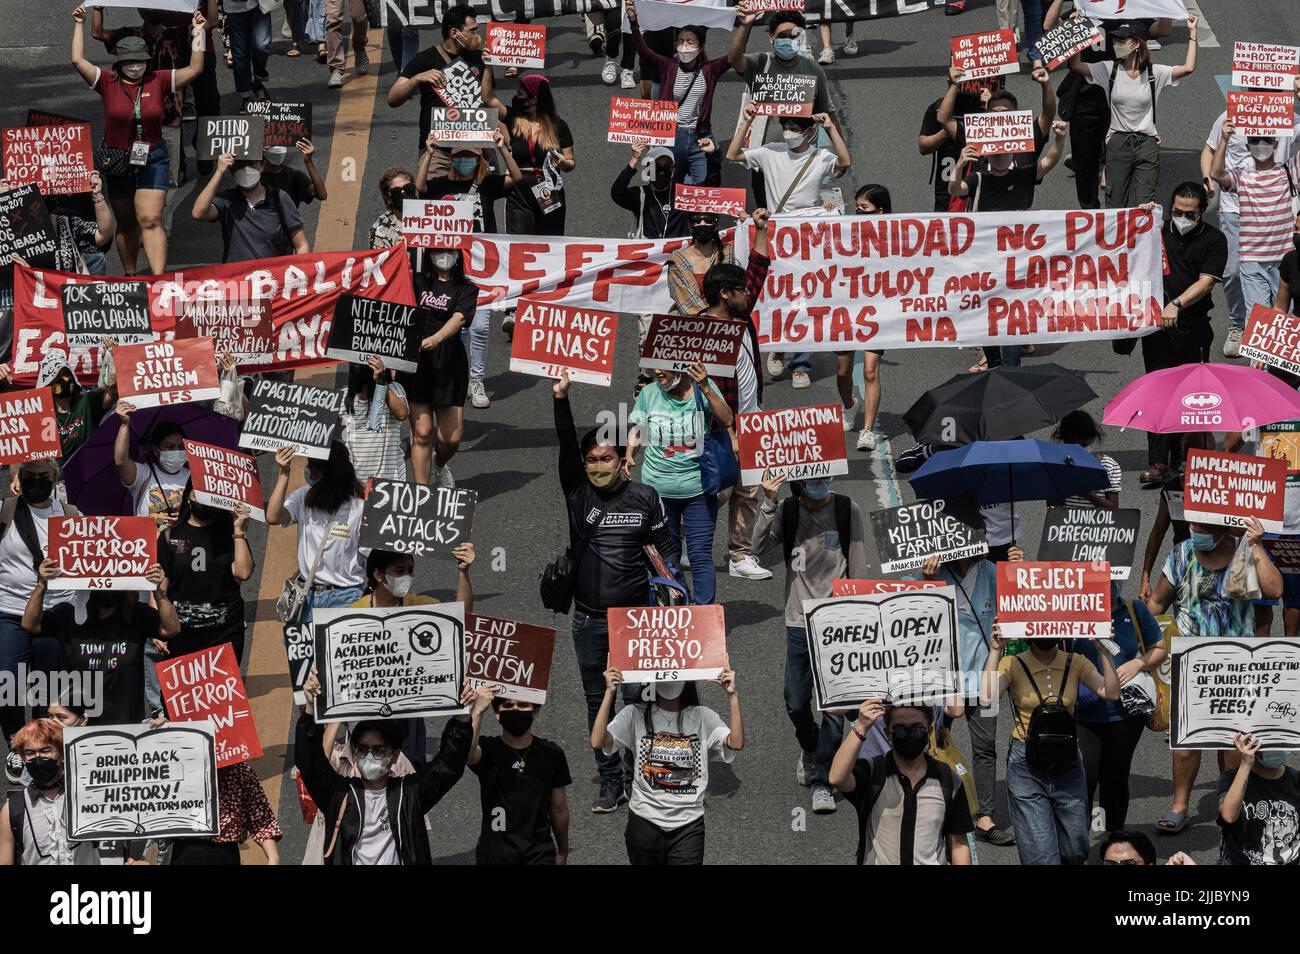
[903,363,1098,445]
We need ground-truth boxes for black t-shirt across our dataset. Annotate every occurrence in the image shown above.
[963,165,1040,212]
[156,521,249,657]
[1282,249,1299,306]
[1162,221,1228,324]
[469,734,571,864]
[423,175,508,234]
[920,99,963,212]
[506,108,574,183]
[400,45,490,154]
[262,166,315,207]
[46,602,161,724]
[1217,766,1300,865]
[414,274,478,334]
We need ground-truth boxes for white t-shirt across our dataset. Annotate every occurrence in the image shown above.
[603,702,733,830]
[742,144,839,213]
[980,502,1022,547]
[0,499,75,617]
[283,486,367,588]
[126,462,190,525]
[353,788,399,865]
[1064,453,1122,509]
[1084,61,1177,139]
[1205,111,1298,216]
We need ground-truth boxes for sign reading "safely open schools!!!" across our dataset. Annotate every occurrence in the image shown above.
[47,515,157,590]
[996,561,1111,639]
[510,298,617,386]
[736,404,847,485]
[1184,448,1286,533]
[608,604,728,682]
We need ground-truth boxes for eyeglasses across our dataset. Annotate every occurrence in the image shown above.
[353,744,392,759]
[1172,209,1201,221]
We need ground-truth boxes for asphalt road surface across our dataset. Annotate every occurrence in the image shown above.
[2,0,1290,865]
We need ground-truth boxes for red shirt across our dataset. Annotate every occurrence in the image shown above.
[92,66,175,149]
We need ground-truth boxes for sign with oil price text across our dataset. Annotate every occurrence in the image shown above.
[736,404,847,485]
[608,604,728,683]
[950,30,1018,81]
[115,338,221,408]
[996,561,1112,639]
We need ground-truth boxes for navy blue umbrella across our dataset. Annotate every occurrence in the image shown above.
[908,440,1110,517]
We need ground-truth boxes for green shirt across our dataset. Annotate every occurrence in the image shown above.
[56,388,108,463]
[630,381,720,499]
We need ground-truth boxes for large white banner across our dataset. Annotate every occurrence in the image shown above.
[1073,0,1188,20]
[84,0,198,10]
[749,208,1165,351]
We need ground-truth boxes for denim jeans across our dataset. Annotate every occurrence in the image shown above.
[662,493,719,605]
[784,626,845,785]
[459,308,490,380]
[1240,260,1281,317]
[83,248,108,276]
[304,584,365,629]
[1218,211,1247,328]
[983,345,1024,369]
[226,8,273,95]
[385,23,420,72]
[1019,0,1045,53]
[788,352,812,372]
[572,610,626,786]
[1005,739,1090,865]
[0,613,61,739]
[673,126,710,186]
[144,638,165,716]
[307,0,327,44]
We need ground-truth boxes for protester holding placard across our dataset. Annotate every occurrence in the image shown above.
[666,210,735,318]
[366,166,416,250]
[353,546,475,612]
[114,409,190,528]
[1052,411,1121,510]
[0,717,98,866]
[34,350,118,464]
[845,187,890,451]
[1217,731,1300,865]
[0,174,115,279]
[948,119,1067,216]
[612,143,688,239]
[503,75,575,236]
[1139,432,1213,602]
[192,153,310,263]
[339,357,410,482]
[729,105,849,215]
[262,139,328,207]
[936,63,1057,172]
[420,128,522,237]
[921,77,985,213]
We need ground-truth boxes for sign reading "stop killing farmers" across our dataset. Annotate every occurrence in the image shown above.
[996,561,1112,639]
[736,404,847,485]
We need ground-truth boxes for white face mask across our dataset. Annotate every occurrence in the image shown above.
[433,252,457,271]
[158,449,186,474]
[119,62,147,81]
[655,680,685,700]
[1250,142,1276,161]
[233,166,261,189]
[783,129,806,148]
[384,572,413,599]
[676,45,699,63]
[1172,215,1197,235]
[356,753,392,780]
[264,147,289,164]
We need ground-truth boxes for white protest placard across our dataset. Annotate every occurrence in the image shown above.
[964,110,1036,155]
[63,722,220,840]
[429,106,497,148]
[803,588,959,709]
[402,197,475,249]
[1232,42,1300,92]
[1171,638,1300,749]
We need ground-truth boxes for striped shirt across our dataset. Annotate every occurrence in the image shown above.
[672,67,707,131]
[340,385,409,483]
[1065,453,1122,509]
[1231,154,1300,263]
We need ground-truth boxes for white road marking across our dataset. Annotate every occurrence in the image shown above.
[1184,0,1220,49]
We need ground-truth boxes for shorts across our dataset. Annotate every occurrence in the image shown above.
[105,141,171,198]
[834,349,886,358]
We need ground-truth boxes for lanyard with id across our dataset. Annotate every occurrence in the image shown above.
[127,83,149,167]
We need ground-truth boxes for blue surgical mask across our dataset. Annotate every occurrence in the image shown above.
[803,479,831,501]
[773,37,798,59]
[1190,531,1219,552]
[305,470,321,487]
[1258,750,1291,769]
[452,157,479,176]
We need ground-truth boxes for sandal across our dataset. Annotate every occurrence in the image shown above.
[1139,464,1170,485]
[317,44,327,64]
[1156,810,1188,834]
[287,44,301,57]
[968,355,988,373]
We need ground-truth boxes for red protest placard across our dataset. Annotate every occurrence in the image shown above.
[174,296,275,367]
[157,643,262,768]
[1240,303,1300,376]
[1227,91,1296,138]
[484,22,546,69]
[640,313,750,377]
[749,72,816,117]
[2,123,95,196]
[465,613,556,703]
[951,29,1018,81]
[996,561,1112,639]
[400,197,474,249]
[1232,42,1300,92]
[736,404,849,486]
[608,604,728,682]
[510,298,617,386]
[0,387,60,465]
[744,0,805,10]
[608,98,677,146]
[674,184,747,218]
[1184,448,1287,533]
[963,110,1036,155]
[116,338,221,408]
[47,515,157,590]
[185,440,265,522]
[832,579,947,596]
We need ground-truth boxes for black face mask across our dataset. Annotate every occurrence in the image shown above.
[25,756,63,789]
[19,475,54,505]
[51,372,76,398]
[890,724,929,760]
[189,500,217,521]
[498,710,535,736]
[691,225,719,246]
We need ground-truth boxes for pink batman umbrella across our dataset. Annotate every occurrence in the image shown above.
[1102,363,1300,434]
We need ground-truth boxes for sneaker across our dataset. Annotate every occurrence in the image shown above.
[766,353,786,377]
[354,46,369,75]
[857,429,878,452]
[841,397,858,431]
[729,555,773,580]
[4,749,23,785]
[811,784,837,813]
[328,70,344,89]
[1223,326,1243,358]
[843,36,858,56]
[500,309,515,337]
[601,59,618,85]
[678,550,690,570]
[592,780,622,813]
[792,369,811,390]
[468,379,490,409]
[620,68,636,89]
[817,47,835,65]
[795,751,816,787]
[433,464,455,489]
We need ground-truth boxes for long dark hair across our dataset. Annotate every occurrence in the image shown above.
[418,246,469,284]
[174,477,235,537]
[642,682,702,737]
[345,363,376,416]
[511,80,563,153]
[363,549,408,593]
[304,440,363,514]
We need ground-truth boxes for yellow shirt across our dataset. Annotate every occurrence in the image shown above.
[349,593,440,608]
[998,650,1100,741]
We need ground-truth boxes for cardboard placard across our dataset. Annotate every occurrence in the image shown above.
[26,108,88,128]
[736,404,848,485]
[951,29,1018,81]
[1263,537,1300,574]
[2,123,95,195]
[47,515,157,590]
[0,182,58,288]
[963,110,1036,155]
[1036,16,1104,71]
[1240,303,1300,375]
[185,440,265,522]
[673,184,746,217]
[1183,448,1286,533]
[60,280,154,348]
[639,313,749,377]
[608,97,677,145]
[744,0,805,10]
[1171,638,1300,750]
[1072,0,1189,20]
[832,579,948,596]
[0,387,60,465]
[1232,41,1300,92]
[996,561,1112,639]
[435,60,483,109]
[869,499,988,574]
[429,106,497,148]
[749,72,816,117]
[359,478,476,558]
[401,197,474,249]
[196,115,266,161]
[1037,506,1141,580]
[157,643,262,768]
[326,294,423,373]
[239,378,341,460]
[243,101,311,148]
[283,619,313,707]
[312,604,468,721]
[465,613,556,703]
[115,338,221,409]
[483,22,547,69]
[63,722,219,841]
[607,604,728,682]
[173,296,274,366]
[509,298,618,386]
[1227,91,1296,138]
[803,588,959,708]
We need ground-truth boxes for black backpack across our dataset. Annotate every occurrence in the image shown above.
[7,790,24,866]
[781,494,853,570]
[1017,653,1078,767]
